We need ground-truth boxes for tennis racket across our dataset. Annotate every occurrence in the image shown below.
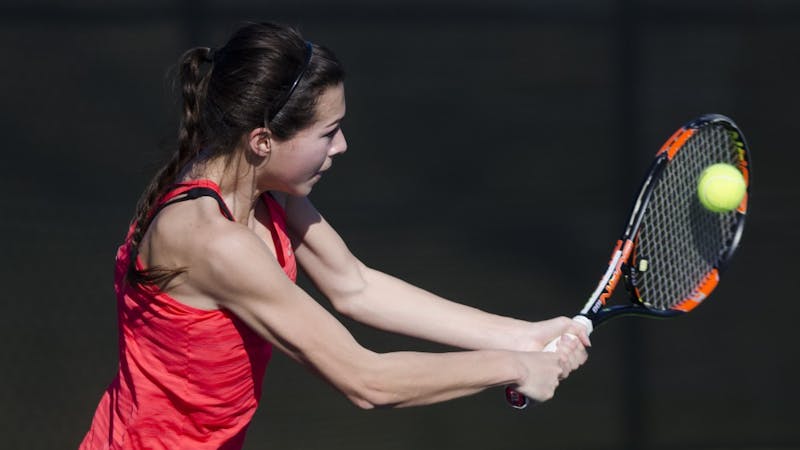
[506,113,751,409]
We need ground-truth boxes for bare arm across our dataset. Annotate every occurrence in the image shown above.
[191,222,569,408]
[284,195,591,352]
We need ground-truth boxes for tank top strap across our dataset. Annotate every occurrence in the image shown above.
[155,180,234,221]
[123,180,233,244]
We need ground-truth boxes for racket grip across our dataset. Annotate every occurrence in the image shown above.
[505,315,594,409]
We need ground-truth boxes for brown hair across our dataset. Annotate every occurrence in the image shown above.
[127,22,345,286]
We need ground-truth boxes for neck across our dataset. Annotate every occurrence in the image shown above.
[188,151,263,224]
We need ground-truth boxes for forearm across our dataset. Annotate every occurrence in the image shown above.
[337,349,523,409]
[285,200,541,351]
[334,266,537,352]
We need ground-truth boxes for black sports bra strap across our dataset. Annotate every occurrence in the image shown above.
[152,187,235,221]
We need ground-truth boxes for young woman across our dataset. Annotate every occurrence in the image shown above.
[80,22,589,450]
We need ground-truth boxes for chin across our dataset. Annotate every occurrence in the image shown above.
[303,176,323,193]
[276,176,320,197]
[291,183,316,197]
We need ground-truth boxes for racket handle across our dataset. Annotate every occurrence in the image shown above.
[505,315,594,409]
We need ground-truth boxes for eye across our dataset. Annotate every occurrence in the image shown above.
[323,126,340,138]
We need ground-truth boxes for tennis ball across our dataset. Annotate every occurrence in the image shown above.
[697,163,746,212]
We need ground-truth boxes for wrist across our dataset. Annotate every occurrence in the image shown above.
[508,351,528,388]
[512,320,540,352]
[487,350,527,387]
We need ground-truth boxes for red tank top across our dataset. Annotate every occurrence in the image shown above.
[80,180,297,450]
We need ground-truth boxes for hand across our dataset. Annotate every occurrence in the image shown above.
[552,333,589,380]
[529,316,592,351]
[513,351,564,402]
[512,333,589,403]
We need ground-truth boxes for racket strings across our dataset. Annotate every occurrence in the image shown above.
[634,124,743,310]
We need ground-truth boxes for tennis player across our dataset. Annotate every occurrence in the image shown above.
[80,21,589,450]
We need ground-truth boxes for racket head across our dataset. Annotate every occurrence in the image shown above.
[583,114,750,325]
[504,114,750,411]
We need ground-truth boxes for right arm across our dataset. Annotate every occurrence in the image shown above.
[282,195,591,354]
[189,224,568,408]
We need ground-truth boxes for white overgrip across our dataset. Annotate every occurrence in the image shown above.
[542,315,594,352]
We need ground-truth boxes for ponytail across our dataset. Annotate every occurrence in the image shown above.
[126,22,345,287]
[127,47,213,287]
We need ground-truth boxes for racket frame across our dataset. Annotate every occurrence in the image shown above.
[505,114,750,410]
[578,114,749,327]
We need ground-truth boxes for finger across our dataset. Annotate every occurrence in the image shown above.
[557,334,578,353]
[565,346,581,371]
[561,317,592,348]
[577,329,592,347]
[561,336,586,370]
[568,347,588,372]
[566,324,591,347]
[573,347,587,369]
[580,347,589,364]
[553,317,576,339]
[557,352,572,379]
[574,341,589,364]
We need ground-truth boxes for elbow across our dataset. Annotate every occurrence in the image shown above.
[346,388,398,410]
[341,366,401,410]
[347,393,378,410]
[329,263,372,319]
[330,293,364,319]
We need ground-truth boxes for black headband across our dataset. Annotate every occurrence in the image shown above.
[267,41,314,123]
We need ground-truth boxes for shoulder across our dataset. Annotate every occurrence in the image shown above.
[146,196,267,282]
[190,217,296,306]
[147,196,241,254]
[200,223,265,269]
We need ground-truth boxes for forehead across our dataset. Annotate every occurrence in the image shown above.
[313,83,346,123]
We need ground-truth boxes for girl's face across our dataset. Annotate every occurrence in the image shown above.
[263,83,347,196]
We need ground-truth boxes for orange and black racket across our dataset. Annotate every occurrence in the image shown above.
[506,114,751,409]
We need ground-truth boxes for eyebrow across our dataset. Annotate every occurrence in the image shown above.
[324,115,345,128]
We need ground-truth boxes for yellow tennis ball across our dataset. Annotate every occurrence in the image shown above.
[697,163,746,212]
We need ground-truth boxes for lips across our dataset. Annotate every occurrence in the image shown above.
[317,162,332,174]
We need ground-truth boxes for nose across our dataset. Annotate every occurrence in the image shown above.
[331,128,347,156]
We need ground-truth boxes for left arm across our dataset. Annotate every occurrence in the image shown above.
[282,195,589,352]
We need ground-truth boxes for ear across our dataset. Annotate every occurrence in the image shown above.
[247,127,272,158]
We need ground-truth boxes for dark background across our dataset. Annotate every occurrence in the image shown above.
[2,1,798,449]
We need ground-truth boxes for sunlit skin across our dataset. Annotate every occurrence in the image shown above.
[173,83,347,225]
[256,82,347,197]
[137,82,590,409]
